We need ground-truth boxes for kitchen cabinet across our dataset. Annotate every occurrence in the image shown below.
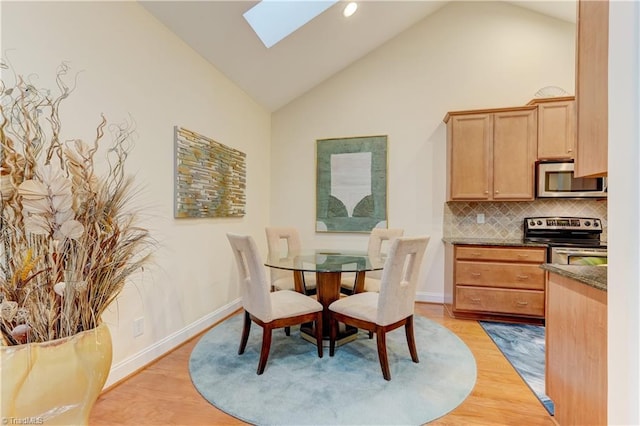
[546,271,607,425]
[444,106,537,201]
[528,96,576,160]
[575,0,608,177]
[444,243,546,321]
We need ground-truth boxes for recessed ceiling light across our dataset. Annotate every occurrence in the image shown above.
[343,2,358,18]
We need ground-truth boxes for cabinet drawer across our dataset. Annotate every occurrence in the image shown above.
[456,246,545,263]
[456,261,545,289]
[456,286,545,317]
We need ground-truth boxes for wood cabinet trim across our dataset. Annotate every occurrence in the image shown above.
[443,104,536,123]
[526,96,575,106]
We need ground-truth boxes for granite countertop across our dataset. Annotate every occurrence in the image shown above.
[441,237,548,247]
[540,264,607,292]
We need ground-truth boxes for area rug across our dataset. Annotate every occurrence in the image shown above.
[189,313,477,425]
[479,321,554,415]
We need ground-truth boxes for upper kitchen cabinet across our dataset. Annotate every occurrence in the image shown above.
[445,106,537,201]
[575,0,608,177]
[529,96,576,160]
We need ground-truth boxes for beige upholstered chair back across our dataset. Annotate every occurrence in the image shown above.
[366,228,404,280]
[376,236,429,326]
[265,227,302,283]
[227,233,273,322]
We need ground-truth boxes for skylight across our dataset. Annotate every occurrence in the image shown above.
[243,0,339,48]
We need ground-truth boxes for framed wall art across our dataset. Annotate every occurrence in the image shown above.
[316,135,388,233]
[174,126,246,218]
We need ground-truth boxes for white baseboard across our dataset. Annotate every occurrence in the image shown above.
[105,299,242,389]
[415,291,444,304]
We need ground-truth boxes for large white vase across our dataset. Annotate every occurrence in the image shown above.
[0,323,112,425]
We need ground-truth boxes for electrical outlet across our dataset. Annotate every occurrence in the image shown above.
[476,213,485,224]
[133,317,144,337]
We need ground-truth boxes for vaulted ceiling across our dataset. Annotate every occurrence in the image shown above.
[140,1,576,112]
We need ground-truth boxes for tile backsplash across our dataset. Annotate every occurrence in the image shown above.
[444,199,608,241]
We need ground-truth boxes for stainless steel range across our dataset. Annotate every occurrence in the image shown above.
[524,216,608,265]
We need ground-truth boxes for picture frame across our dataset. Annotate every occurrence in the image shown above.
[316,135,388,233]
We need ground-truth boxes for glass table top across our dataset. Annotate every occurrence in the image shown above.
[265,249,385,273]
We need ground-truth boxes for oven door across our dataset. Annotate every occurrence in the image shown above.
[550,247,608,265]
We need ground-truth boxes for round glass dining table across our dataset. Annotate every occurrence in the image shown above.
[265,249,385,345]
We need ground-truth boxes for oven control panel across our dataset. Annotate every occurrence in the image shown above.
[525,217,602,230]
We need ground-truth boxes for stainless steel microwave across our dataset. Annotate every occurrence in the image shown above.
[536,161,607,198]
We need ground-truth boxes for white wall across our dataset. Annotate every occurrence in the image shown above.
[1,1,271,386]
[608,1,640,424]
[271,1,576,302]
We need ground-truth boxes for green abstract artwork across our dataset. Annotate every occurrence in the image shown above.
[174,126,246,218]
[316,135,387,233]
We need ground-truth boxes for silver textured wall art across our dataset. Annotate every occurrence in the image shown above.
[174,126,246,218]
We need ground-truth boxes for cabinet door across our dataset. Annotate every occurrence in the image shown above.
[492,109,537,200]
[447,113,492,200]
[537,99,575,160]
[575,0,608,177]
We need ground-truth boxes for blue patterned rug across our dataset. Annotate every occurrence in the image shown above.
[189,313,477,425]
[479,321,554,415]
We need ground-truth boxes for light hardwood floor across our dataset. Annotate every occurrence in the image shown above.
[90,303,557,425]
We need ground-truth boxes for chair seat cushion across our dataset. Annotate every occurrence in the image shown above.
[329,292,379,323]
[273,275,317,291]
[270,290,323,320]
[363,277,381,292]
[340,272,356,286]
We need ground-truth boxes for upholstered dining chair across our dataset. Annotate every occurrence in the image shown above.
[226,233,324,375]
[340,228,404,295]
[265,227,317,295]
[329,235,430,381]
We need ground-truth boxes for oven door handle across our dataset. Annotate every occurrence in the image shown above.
[553,248,607,256]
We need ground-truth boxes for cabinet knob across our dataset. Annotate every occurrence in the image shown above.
[495,190,499,194]
[568,149,573,153]
[484,190,489,194]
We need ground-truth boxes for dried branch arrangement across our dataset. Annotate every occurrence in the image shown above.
[0,61,154,345]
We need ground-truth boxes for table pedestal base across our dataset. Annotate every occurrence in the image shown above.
[300,323,358,347]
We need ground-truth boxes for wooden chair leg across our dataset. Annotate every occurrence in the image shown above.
[376,326,391,381]
[405,316,419,363]
[315,312,323,358]
[238,310,251,355]
[329,316,337,357]
[257,324,273,375]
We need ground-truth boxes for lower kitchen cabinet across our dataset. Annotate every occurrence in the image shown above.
[444,243,546,322]
[546,271,607,425]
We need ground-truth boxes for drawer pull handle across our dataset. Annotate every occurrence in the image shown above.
[517,254,529,258]
[516,301,529,306]
[516,274,529,280]
[470,253,482,257]
[470,298,482,304]
[471,272,481,277]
